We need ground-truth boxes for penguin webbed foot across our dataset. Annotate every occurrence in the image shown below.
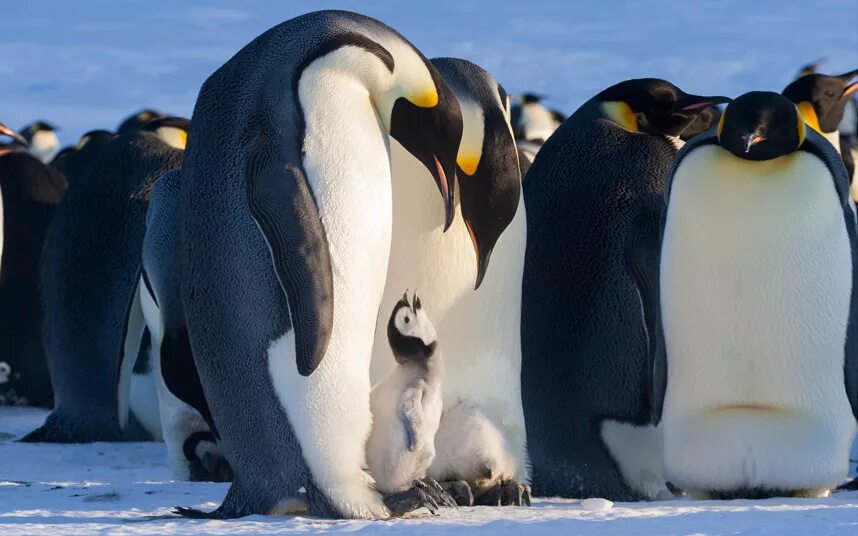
[473,479,532,507]
[438,479,474,506]
[383,479,456,517]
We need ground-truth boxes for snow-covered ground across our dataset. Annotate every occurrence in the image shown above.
[1,406,856,535]
[3,1,858,145]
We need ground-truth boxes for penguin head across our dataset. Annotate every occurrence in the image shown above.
[141,116,190,150]
[385,56,463,231]
[0,122,28,146]
[431,58,522,290]
[387,291,438,364]
[20,120,58,138]
[118,109,163,135]
[782,69,858,133]
[597,79,730,137]
[717,91,805,161]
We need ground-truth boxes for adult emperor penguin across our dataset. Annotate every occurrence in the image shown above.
[173,11,462,519]
[370,57,528,506]
[782,68,858,190]
[23,130,183,442]
[521,78,729,500]
[0,124,67,407]
[19,121,61,164]
[629,91,858,498]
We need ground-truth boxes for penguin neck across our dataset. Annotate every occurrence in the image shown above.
[821,129,841,154]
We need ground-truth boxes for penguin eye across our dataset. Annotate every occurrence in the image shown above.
[824,90,835,98]
[404,316,410,324]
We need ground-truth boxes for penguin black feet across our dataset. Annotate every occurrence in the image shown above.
[384,479,457,517]
[473,479,532,507]
[439,480,475,506]
[837,478,858,491]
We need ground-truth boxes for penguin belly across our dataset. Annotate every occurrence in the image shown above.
[661,145,857,495]
[372,143,529,484]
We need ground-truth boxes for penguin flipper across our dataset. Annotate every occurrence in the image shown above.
[625,197,667,424]
[246,152,333,376]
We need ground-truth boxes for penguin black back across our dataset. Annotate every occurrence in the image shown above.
[24,132,183,442]
[0,150,67,407]
[521,78,728,500]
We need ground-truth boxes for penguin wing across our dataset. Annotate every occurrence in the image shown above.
[399,380,427,451]
[802,132,858,419]
[625,196,667,424]
[246,150,333,377]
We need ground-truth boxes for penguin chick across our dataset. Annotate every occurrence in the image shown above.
[366,292,445,497]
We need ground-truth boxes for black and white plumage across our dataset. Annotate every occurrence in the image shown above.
[22,131,182,442]
[366,293,445,498]
[18,121,61,164]
[629,91,858,498]
[521,78,728,501]
[169,10,463,520]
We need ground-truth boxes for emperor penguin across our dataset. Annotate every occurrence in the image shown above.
[0,123,67,407]
[782,68,858,193]
[23,130,183,442]
[370,57,528,506]
[521,78,729,500]
[51,130,117,182]
[366,292,456,514]
[19,121,61,164]
[628,91,858,498]
[118,109,163,135]
[173,11,463,520]
[511,93,557,143]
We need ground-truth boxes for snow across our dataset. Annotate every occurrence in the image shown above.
[1,407,856,535]
[2,1,858,146]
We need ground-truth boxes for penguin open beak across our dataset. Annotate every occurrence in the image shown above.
[741,133,766,153]
[0,123,28,146]
[839,69,858,98]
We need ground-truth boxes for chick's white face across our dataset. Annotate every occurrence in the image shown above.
[393,304,437,347]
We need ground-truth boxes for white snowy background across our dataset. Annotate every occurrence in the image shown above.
[2,1,858,534]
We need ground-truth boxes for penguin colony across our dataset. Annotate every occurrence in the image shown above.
[2,8,857,521]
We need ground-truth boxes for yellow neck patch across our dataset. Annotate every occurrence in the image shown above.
[602,101,639,132]
[796,105,806,148]
[410,89,438,108]
[457,154,480,176]
[797,101,822,133]
[716,109,726,141]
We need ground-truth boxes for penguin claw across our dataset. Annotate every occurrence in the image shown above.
[438,479,474,506]
[383,483,439,517]
[419,478,459,509]
[473,480,532,507]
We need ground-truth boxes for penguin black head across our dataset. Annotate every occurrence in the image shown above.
[387,291,437,364]
[782,69,858,133]
[520,93,544,104]
[431,58,522,290]
[0,122,28,147]
[388,63,463,231]
[118,109,163,135]
[717,91,805,161]
[20,120,58,139]
[141,116,191,150]
[597,79,731,137]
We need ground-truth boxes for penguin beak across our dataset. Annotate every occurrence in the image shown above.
[741,133,766,153]
[0,123,28,146]
[672,95,732,113]
[434,155,455,230]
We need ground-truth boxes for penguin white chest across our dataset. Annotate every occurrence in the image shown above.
[660,144,856,492]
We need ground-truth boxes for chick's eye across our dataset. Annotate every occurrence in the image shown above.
[404,316,410,324]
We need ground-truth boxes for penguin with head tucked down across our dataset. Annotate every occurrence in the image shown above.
[22,129,183,442]
[0,123,67,407]
[629,91,857,499]
[371,57,529,507]
[169,10,463,520]
[521,78,729,501]
[782,68,858,189]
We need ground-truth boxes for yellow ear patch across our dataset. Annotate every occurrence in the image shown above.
[76,136,91,150]
[602,101,639,132]
[797,101,821,133]
[179,130,188,149]
[458,154,480,176]
[796,105,806,148]
[410,89,439,108]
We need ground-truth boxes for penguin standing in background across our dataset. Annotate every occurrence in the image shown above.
[511,93,557,143]
[629,91,857,498]
[18,121,61,164]
[23,129,183,442]
[172,11,462,520]
[50,130,116,182]
[521,79,729,500]
[118,109,163,135]
[372,57,529,506]
[0,123,67,407]
[782,68,858,191]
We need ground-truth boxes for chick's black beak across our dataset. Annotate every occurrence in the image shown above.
[741,133,766,153]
